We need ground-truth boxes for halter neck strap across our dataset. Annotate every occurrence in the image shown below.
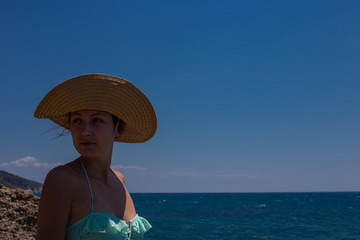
[80,159,94,212]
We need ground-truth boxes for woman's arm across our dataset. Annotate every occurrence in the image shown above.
[37,166,74,240]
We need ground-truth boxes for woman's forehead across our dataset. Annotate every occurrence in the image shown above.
[71,110,112,117]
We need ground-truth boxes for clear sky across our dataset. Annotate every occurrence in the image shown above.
[1,0,359,193]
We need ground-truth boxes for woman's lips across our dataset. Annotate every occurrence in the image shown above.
[79,142,96,146]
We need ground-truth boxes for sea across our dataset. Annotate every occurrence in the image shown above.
[132,192,360,240]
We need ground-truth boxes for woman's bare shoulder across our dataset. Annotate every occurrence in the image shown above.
[46,164,77,182]
[112,169,126,186]
[43,161,82,194]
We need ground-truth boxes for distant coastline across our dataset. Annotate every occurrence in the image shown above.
[0,170,42,194]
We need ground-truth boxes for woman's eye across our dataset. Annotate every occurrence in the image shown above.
[71,119,81,124]
[93,118,103,123]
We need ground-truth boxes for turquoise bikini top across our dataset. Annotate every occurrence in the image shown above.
[65,162,151,240]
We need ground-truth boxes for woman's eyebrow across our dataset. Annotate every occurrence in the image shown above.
[91,113,106,117]
[71,112,106,117]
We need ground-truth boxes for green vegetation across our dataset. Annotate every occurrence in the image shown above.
[0,170,42,193]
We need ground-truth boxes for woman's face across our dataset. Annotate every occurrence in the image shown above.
[69,110,116,159]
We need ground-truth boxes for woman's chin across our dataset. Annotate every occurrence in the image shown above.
[76,149,100,158]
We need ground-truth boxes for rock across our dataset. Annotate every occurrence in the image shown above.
[0,184,39,239]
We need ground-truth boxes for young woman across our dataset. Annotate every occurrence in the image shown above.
[34,74,157,240]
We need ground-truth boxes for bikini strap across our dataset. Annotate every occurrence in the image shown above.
[80,159,94,212]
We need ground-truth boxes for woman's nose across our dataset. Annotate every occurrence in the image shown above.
[80,122,92,136]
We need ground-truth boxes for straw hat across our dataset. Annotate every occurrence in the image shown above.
[34,73,157,143]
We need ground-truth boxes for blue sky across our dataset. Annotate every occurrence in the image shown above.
[1,0,359,192]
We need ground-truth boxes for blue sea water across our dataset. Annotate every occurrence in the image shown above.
[132,192,360,240]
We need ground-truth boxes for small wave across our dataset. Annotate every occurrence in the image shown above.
[257,204,267,208]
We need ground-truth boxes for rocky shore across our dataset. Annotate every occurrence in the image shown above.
[0,184,39,239]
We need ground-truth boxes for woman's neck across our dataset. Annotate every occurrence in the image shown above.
[79,154,113,184]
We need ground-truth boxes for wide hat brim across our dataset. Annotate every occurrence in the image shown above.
[34,73,157,143]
